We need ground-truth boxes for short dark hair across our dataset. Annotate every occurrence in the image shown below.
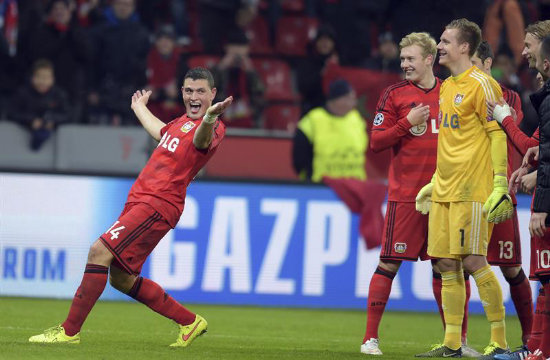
[540,36,550,63]
[446,18,482,57]
[32,59,54,74]
[184,67,215,89]
[475,40,493,63]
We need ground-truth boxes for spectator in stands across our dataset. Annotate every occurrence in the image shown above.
[87,0,149,126]
[492,52,522,92]
[74,0,103,28]
[0,31,15,119]
[211,31,265,128]
[23,0,92,121]
[483,0,525,67]
[146,25,185,123]
[7,59,70,151]
[292,78,367,181]
[364,32,402,73]
[198,0,259,54]
[296,24,339,115]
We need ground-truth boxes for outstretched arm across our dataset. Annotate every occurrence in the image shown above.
[131,89,166,141]
[194,96,233,149]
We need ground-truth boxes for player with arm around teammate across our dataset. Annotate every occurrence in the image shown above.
[29,67,233,347]
[471,41,534,349]
[361,32,452,356]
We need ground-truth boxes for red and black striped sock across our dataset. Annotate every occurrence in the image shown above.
[363,266,396,342]
[128,276,196,326]
[62,264,108,336]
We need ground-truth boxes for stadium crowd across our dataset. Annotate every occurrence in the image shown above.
[0,0,548,139]
[4,0,550,359]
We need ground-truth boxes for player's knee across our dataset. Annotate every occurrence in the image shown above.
[462,254,488,274]
[379,260,401,273]
[500,265,521,279]
[87,240,112,265]
[437,258,461,272]
[109,270,135,293]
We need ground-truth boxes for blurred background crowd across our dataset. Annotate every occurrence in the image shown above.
[0,0,548,151]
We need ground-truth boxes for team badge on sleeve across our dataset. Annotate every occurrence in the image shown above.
[181,121,196,133]
[373,113,384,126]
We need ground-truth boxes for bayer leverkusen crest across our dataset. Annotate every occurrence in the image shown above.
[453,93,465,105]
[180,121,196,133]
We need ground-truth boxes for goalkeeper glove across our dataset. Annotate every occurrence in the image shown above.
[415,175,435,215]
[483,175,513,223]
[492,103,511,124]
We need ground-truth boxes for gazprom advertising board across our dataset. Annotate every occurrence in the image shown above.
[0,172,537,313]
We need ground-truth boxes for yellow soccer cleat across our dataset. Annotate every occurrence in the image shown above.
[169,314,208,348]
[29,325,80,344]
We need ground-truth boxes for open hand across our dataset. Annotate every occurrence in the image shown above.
[206,96,233,118]
[131,89,152,110]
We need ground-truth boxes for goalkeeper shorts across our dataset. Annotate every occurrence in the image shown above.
[428,201,494,259]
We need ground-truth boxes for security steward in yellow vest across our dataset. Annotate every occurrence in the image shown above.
[292,79,368,182]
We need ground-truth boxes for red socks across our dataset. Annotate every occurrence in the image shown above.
[505,269,533,345]
[128,276,196,326]
[363,266,395,342]
[541,282,550,357]
[432,271,470,343]
[527,286,544,351]
[62,264,108,336]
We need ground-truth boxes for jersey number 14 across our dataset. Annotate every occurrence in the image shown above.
[106,221,126,240]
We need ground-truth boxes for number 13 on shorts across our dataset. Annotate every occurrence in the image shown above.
[105,221,126,240]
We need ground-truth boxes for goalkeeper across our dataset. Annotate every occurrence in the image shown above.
[415,18,512,359]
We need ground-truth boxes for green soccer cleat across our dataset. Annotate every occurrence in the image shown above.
[477,342,509,359]
[169,314,208,348]
[28,325,80,344]
[415,344,462,358]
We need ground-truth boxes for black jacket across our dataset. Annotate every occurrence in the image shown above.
[530,80,550,214]
[7,84,70,128]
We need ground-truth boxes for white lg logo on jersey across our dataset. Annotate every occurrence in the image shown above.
[158,132,180,153]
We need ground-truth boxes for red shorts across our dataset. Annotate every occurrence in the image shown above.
[380,201,430,261]
[487,207,522,266]
[99,202,171,275]
[530,228,550,279]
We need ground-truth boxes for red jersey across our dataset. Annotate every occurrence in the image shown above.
[371,79,441,202]
[127,115,226,227]
[502,85,523,204]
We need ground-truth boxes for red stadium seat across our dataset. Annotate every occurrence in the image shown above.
[187,55,220,70]
[280,0,305,13]
[246,16,273,55]
[263,104,301,132]
[252,58,298,101]
[275,16,318,57]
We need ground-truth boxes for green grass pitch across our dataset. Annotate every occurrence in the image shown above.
[1,297,523,359]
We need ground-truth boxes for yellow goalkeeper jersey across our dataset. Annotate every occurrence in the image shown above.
[433,66,505,202]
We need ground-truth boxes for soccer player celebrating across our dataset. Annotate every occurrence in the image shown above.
[471,40,534,348]
[29,67,232,346]
[360,32,444,356]
[494,35,550,360]
[415,19,513,358]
